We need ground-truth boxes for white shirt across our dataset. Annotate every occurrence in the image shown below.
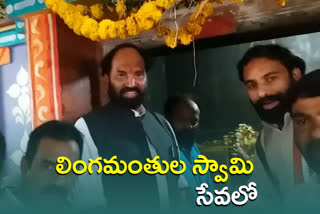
[251,113,296,197]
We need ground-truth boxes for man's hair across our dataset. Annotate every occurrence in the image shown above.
[25,121,83,165]
[290,69,320,107]
[0,133,5,173]
[101,43,148,76]
[237,44,306,82]
[164,95,197,121]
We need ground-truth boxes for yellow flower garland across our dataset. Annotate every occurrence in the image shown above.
[116,0,127,19]
[162,1,215,48]
[44,0,286,47]
[45,0,176,41]
[90,4,104,20]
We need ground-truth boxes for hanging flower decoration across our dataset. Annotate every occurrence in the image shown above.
[116,0,127,19]
[90,4,104,20]
[161,1,214,48]
[276,0,286,6]
[44,0,286,48]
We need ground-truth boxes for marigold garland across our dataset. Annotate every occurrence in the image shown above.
[45,0,176,41]
[162,1,214,48]
[116,0,127,19]
[44,0,286,48]
[90,4,104,20]
[276,0,286,6]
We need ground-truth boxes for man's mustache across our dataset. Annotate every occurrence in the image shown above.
[120,87,141,95]
[255,95,282,108]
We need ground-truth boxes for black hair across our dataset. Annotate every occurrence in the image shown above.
[0,133,5,173]
[101,43,149,76]
[290,69,320,108]
[25,120,83,165]
[237,44,306,82]
[164,95,197,121]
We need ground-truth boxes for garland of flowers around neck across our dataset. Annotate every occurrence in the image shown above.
[44,0,286,48]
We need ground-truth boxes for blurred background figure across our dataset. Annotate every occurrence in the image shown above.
[283,69,320,208]
[164,95,213,202]
[2,121,83,212]
[291,69,320,183]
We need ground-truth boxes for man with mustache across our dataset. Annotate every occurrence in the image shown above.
[237,44,305,198]
[75,43,182,212]
[164,95,213,203]
[290,69,320,183]
[0,121,83,212]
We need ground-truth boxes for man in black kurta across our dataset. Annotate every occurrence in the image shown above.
[75,44,183,212]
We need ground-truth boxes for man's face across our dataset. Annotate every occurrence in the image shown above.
[107,48,147,109]
[22,138,80,206]
[292,97,320,173]
[243,57,296,124]
[171,101,200,147]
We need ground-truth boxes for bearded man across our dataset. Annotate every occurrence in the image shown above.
[75,43,183,212]
[237,44,305,199]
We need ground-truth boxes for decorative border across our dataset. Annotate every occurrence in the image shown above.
[25,13,62,128]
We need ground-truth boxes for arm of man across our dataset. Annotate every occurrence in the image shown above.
[72,118,107,209]
[154,114,191,202]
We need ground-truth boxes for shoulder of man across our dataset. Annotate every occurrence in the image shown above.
[0,177,24,209]
[149,112,172,130]
[149,112,177,139]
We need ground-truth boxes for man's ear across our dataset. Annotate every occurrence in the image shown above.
[292,68,303,81]
[21,156,30,176]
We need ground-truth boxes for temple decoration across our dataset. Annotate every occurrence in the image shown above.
[42,0,245,48]
[276,0,286,7]
[4,0,286,48]
[0,20,26,47]
[25,13,62,128]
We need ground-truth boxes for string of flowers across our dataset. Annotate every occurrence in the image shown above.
[44,0,286,47]
[45,0,177,41]
[158,1,215,48]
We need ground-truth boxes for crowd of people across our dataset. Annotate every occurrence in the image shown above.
[0,43,319,212]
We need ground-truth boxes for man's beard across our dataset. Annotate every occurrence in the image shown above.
[251,93,290,126]
[108,82,145,109]
[305,140,320,175]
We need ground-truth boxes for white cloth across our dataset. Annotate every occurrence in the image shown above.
[73,118,107,209]
[250,113,296,197]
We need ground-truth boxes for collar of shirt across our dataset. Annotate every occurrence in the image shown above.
[130,105,146,117]
[260,112,293,152]
[261,112,292,130]
[302,155,320,184]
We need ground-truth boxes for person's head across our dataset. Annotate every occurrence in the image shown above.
[238,44,305,125]
[0,134,5,178]
[290,70,320,174]
[101,43,148,109]
[21,120,83,205]
[164,95,200,148]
